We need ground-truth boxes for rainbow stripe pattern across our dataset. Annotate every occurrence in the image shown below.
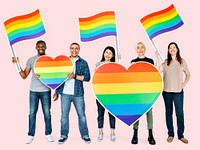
[4,9,46,46]
[92,62,163,126]
[79,11,117,42]
[140,4,184,40]
[34,55,73,90]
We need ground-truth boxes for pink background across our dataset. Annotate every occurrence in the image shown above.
[0,0,199,149]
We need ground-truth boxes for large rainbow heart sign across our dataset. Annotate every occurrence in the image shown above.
[34,55,73,90]
[92,62,163,126]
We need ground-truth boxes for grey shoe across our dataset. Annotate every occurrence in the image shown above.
[110,134,116,142]
[98,134,103,142]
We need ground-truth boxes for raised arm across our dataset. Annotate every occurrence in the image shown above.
[12,57,31,79]
[155,52,163,72]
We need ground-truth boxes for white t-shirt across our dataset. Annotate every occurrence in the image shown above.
[63,57,78,95]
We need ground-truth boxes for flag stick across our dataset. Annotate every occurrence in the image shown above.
[150,39,164,63]
[114,35,120,63]
[139,22,164,63]
[114,11,120,63]
[10,46,21,72]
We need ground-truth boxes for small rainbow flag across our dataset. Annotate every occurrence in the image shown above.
[140,4,184,40]
[4,9,46,46]
[92,62,162,126]
[79,11,117,42]
[34,55,73,90]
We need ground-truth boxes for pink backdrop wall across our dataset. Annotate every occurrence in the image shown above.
[0,0,199,149]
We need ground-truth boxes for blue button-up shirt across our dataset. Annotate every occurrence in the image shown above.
[56,56,90,96]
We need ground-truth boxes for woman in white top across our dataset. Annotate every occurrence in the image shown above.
[156,42,190,144]
[95,46,117,142]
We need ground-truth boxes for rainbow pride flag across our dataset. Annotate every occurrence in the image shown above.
[79,11,117,42]
[4,9,46,46]
[92,62,162,126]
[34,55,73,90]
[140,4,184,40]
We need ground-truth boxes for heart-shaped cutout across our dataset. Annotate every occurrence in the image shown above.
[34,55,73,90]
[92,62,163,126]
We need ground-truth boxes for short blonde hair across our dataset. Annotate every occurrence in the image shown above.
[136,42,146,50]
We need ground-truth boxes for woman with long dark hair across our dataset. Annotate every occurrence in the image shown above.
[95,46,116,142]
[156,42,190,144]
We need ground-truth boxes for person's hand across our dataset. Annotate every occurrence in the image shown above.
[118,53,121,60]
[53,93,59,101]
[35,74,40,79]
[181,83,186,89]
[94,66,99,72]
[155,51,160,59]
[12,57,19,63]
[68,72,75,79]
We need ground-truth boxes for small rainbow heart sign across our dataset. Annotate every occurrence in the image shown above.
[34,55,73,90]
[92,62,163,126]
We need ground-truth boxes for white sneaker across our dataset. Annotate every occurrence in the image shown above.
[110,134,116,142]
[46,134,54,142]
[26,135,34,144]
[98,134,103,142]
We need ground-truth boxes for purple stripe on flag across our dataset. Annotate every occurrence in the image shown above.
[150,21,184,40]
[81,32,117,42]
[10,30,46,46]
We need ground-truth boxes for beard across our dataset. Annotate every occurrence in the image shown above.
[38,50,45,56]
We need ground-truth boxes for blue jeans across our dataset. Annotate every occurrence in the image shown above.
[28,91,52,136]
[162,91,185,139]
[60,94,89,138]
[96,100,116,129]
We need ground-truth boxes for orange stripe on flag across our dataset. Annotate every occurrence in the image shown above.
[79,11,115,22]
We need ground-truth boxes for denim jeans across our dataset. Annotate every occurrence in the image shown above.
[28,91,52,136]
[60,94,89,138]
[162,91,185,139]
[133,108,153,129]
[96,100,116,129]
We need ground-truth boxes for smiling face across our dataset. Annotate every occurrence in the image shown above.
[36,41,46,56]
[168,43,178,56]
[104,49,114,62]
[136,43,146,58]
[70,43,80,58]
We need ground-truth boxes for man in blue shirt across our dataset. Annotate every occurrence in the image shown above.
[53,42,91,144]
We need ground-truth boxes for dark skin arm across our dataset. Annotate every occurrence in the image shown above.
[53,93,59,101]
[12,57,31,79]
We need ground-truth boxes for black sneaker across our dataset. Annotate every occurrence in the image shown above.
[58,136,68,144]
[82,137,91,144]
